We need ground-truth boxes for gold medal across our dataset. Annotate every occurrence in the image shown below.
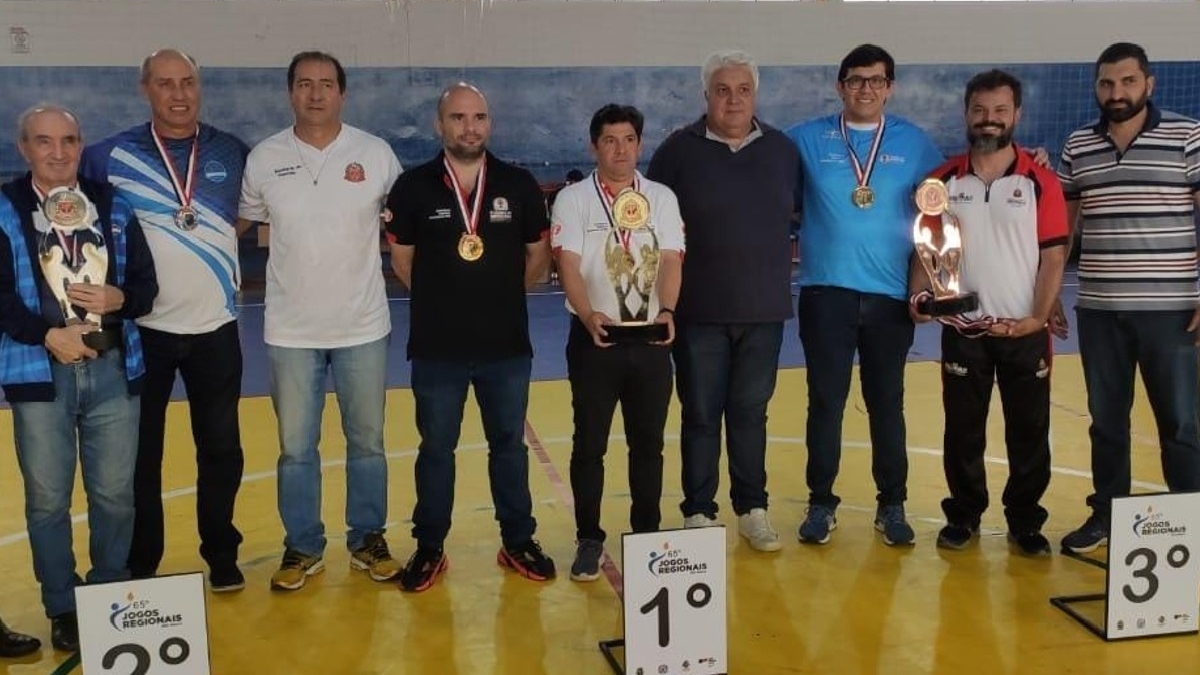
[43,188,89,229]
[612,189,650,231]
[458,233,484,262]
[914,178,950,216]
[851,185,875,209]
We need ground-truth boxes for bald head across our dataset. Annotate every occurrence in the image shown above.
[140,48,199,84]
[140,48,202,138]
[436,83,487,120]
[435,83,491,163]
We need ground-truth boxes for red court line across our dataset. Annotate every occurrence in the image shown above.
[524,419,625,599]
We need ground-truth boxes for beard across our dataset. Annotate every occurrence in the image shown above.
[1098,92,1149,123]
[967,124,1014,154]
[444,139,486,162]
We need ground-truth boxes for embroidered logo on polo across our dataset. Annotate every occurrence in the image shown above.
[204,160,228,183]
[490,196,512,223]
[344,162,366,183]
[1007,186,1028,207]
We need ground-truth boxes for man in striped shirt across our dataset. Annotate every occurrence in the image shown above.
[1056,42,1200,554]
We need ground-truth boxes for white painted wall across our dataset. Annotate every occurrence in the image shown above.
[2,0,1199,68]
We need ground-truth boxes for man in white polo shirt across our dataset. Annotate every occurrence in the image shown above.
[910,69,1068,557]
[239,50,402,591]
[551,104,684,581]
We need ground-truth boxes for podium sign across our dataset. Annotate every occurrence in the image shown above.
[76,573,211,674]
[1105,492,1200,639]
[622,527,726,675]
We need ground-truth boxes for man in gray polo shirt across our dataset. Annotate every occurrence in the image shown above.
[1056,42,1200,554]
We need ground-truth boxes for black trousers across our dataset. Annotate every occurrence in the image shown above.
[940,326,1051,532]
[566,317,672,542]
[129,321,245,575]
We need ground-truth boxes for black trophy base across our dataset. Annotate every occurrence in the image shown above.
[602,322,669,345]
[82,326,121,352]
[920,292,979,317]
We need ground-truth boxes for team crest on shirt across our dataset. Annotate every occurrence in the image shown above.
[344,162,366,183]
[490,197,512,223]
[1007,187,1028,207]
[204,161,228,183]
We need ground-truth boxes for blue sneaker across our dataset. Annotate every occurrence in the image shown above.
[798,505,837,544]
[875,504,915,546]
[1061,514,1109,554]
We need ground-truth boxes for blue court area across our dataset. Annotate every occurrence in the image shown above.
[234,266,1082,397]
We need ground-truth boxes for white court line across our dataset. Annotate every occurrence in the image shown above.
[0,434,1156,548]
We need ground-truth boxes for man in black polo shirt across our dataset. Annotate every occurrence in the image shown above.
[386,82,555,592]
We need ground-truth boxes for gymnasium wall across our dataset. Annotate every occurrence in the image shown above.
[2,1,1199,179]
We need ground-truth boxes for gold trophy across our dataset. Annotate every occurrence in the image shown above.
[601,188,668,344]
[37,187,115,350]
[912,178,978,316]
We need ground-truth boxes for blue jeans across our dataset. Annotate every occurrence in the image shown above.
[674,322,784,518]
[11,350,138,617]
[1076,308,1200,516]
[410,356,536,549]
[798,286,914,508]
[267,336,389,556]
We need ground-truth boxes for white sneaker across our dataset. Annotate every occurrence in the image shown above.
[683,514,718,529]
[738,508,782,552]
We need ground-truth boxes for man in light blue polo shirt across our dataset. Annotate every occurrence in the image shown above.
[787,44,943,546]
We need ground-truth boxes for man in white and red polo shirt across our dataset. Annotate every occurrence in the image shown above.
[910,69,1068,557]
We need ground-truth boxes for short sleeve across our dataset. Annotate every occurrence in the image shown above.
[549,185,585,255]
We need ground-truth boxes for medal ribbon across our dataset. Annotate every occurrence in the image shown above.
[592,172,641,252]
[444,156,487,237]
[839,114,886,190]
[150,125,199,212]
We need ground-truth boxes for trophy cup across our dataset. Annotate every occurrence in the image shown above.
[37,187,114,351]
[912,178,978,316]
[601,188,669,344]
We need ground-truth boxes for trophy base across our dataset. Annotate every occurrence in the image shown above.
[82,327,121,352]
[602,322,669,345]
[920,292,979,317]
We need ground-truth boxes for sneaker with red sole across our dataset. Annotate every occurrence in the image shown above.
[497,540,556,581]
[398,547,449,593]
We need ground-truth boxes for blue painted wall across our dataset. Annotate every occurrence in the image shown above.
[2,62,1199,181]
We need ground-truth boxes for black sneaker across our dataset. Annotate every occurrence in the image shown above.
[569,540,604,582]
[1009,531,1052,557]
[210,563,246,593]
[497,540,556,581]
[398,547,448,593]
[936,523,978,550]
[1061,513,1109,554]
[50,612,79,653]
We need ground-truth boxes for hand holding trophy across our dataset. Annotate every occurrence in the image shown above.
[912,178,978,316]
[601,188,668,344]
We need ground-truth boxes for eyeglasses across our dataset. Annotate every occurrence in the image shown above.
[842,75,891,91]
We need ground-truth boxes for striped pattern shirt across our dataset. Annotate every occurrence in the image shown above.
[1057,103,1200,311]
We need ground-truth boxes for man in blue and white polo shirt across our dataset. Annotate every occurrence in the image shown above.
[1056,42,1200,554]
[83,48,248,592]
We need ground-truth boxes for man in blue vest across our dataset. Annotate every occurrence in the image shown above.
[0,105,157,651]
